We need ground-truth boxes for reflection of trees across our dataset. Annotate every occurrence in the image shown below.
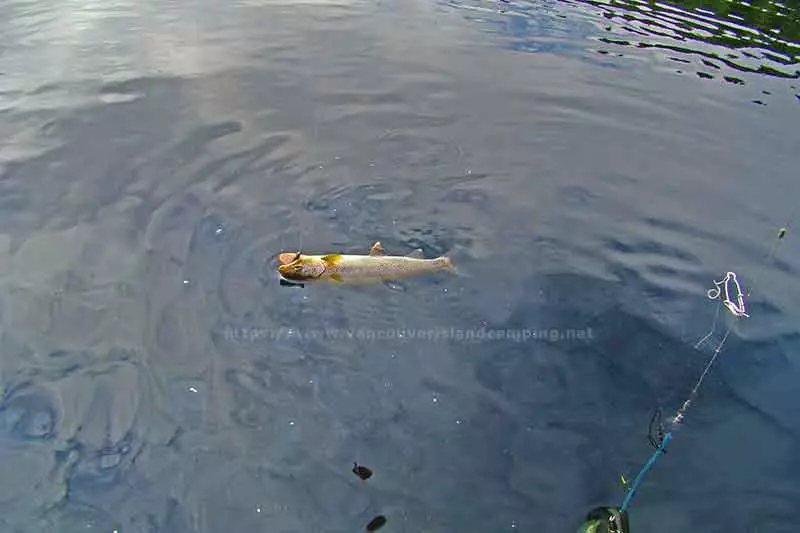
[681,0,799,44]
[583,0,799,77]
[679,0,799,59]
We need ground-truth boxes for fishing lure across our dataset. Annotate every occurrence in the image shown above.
[707,271,748,317]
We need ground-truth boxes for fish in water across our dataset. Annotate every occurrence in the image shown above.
[277,242,456,285]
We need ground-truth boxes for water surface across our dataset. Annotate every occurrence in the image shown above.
[0,0,798,532]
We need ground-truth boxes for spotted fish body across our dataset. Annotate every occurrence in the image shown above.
[277,242,456,285]
[323,254,452,282]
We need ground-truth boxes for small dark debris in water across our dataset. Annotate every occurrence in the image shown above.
[279,279,304,288]
[598,50,609,55]
[676,70,683,74]
[762,90,771,95]
[697,72,714,80]
[366,515,387,531]
[353,462,373,480]
[795,94,800,102]
[752,100,766,106]
[702,59,720,70]
[724,76,745,85]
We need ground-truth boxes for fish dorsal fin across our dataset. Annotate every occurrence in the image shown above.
[406,248,424,259]
[370,242,385,256]
[278,252,301,265]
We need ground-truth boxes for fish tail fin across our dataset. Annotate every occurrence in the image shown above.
[437,256,458,275]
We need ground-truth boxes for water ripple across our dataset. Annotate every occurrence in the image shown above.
[1,0,798,531]
[0,383,58,441]
[444,0,800,93]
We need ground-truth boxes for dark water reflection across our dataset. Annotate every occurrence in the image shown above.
[449,0,799,89]
[0,0,799,532]
[582,0,800,74]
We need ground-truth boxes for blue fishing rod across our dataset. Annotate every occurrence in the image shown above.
[577,226,789,533]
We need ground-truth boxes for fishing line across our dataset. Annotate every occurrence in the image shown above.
[618,222,791,515]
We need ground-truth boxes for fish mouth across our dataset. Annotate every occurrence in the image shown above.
[278,273,311,283]
[277,266,302,281]
[278,263,325,282]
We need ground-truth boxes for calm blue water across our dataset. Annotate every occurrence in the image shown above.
[1,0,798,531]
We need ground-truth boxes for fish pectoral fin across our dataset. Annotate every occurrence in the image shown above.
[330,273,344,283]
[321,254,343,266]
[406,248,424,259]
[369,242,385,256]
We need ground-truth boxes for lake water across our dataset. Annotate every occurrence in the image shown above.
[0,0,798,531]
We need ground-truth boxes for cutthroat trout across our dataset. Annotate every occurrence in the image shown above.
[277,242,456,285]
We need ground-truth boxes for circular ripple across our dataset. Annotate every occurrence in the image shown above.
[0,385,58,441]
[37,501,120,532]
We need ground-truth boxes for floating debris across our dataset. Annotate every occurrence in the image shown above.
[352,462,373,480]
[366,515,387,531]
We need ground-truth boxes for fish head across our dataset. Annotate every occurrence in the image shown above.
[278,254,326,281]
